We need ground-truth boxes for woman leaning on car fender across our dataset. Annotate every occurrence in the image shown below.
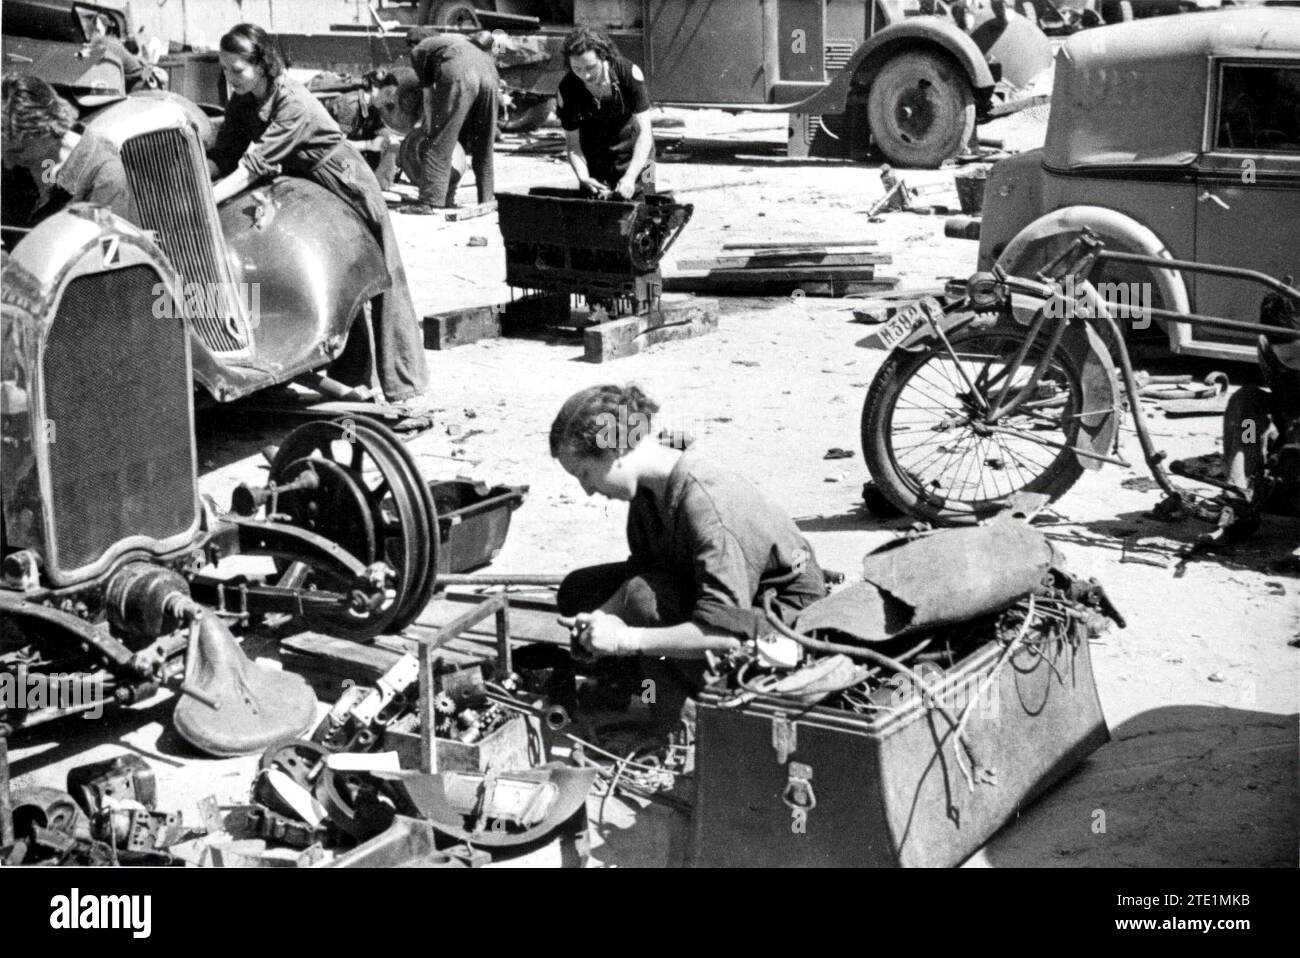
[207,23,429,407]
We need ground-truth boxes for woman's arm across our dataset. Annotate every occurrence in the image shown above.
[614,110,653,199]
[211,164,258,205]
[564,128,609,196]
[568,609,741,659]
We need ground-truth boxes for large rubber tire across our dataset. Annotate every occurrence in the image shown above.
[866,50,975,169]
[431,1,482,28]
[861,321,1087,525]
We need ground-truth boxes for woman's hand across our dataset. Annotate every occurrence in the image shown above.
[558,611,639,656]
[580,177,613,199]
[613,176,636,200]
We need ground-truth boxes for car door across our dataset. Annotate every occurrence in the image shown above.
[1193,58,1300,358]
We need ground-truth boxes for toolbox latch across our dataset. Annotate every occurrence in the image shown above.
[782,762,816,812]
[771,713,797,764]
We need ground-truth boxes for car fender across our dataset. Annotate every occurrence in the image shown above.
[894,298,1120,471]
[995,204,1192,344]
[193,176,389,402]
[786,18,995,116]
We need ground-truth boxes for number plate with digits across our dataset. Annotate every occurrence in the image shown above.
[874,297,943,351]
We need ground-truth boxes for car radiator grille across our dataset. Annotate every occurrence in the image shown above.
[43,265,197,574]
[120,128,248,354]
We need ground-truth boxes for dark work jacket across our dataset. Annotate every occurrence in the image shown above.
[410,34,498,87]
[625,451,826,641]
[27,129,136,228]
[557,56,652,186]
[208,74,344,179]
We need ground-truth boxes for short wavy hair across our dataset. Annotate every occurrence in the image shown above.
[1,73,77,146]
[219,23,286,80]
[562,26,616,64]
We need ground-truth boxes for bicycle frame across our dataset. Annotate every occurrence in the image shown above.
[963,230,1300,508]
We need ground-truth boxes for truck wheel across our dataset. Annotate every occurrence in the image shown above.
[431,1,482,28]
[866,50,975,169]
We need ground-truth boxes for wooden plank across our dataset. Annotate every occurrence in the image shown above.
[799,278,901,297]
[664,275,899,296]
[676,251,890,270]
[675,265,880,282]
[721,240,877,250]
[423,304,502,350]
[583,296,719,362]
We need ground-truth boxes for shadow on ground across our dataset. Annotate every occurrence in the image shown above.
[975,705,1298,867]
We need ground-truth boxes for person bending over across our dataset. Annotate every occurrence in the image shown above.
[207,23,429,409]
[1,74,136,248]
[556,27,655,200]
[550,384,826,728]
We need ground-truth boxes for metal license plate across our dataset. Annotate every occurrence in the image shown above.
[875,296,943,351]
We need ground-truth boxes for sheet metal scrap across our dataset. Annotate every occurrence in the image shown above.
[795,518,1061,643]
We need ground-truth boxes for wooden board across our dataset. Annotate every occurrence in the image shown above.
[584,296,719,362]
[676,251,890,270]
[673,265,881,282]
[423,304,502,350]
[721,240,877,250]
[664,275,899,297]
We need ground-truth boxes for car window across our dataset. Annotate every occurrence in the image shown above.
[1214,63,1300,154]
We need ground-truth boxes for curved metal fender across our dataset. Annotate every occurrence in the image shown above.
[786,17,996,116]
[193,177,389,399]
[995,205,1192,316]
[895,299,1121,472]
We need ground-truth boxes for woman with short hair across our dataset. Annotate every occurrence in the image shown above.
[1,73,135,231]
[556,27,655,200]
[551,383,826,728]
[207,23,429,409]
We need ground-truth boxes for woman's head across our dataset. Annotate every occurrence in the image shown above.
[1,74,77,169]
[219,23,284,97]
[563,27,616,87]
[550,384,660,500]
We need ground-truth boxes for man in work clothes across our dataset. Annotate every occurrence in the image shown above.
[408,32,498,210]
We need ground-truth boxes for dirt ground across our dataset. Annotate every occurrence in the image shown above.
[9,109,1297,868]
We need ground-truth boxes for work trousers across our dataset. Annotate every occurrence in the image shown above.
[420,68,498,207]
[311,144,429,402]
[557,562,708,731]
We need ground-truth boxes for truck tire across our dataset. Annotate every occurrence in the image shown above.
[431,2,482,28]
[866,50,975,169]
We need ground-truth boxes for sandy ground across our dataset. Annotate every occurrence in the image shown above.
[8,109,1297,868]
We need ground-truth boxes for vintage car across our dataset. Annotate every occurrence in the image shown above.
[976,8,1300,361]
[278,0,1054,169]
[1,30,399,405]
[0,205,441,748]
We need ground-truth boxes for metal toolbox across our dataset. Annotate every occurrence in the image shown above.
[690,630,1109,867]
[383,711,534,774]
[428,481,527,575]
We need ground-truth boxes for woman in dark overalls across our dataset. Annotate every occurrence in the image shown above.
[208,23,428,407]
[556,27,656,200]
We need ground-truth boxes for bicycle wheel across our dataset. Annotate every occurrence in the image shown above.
[861,323,1086,524]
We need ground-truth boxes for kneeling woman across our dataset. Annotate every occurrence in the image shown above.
[551,384,826,724]
[207,23,428,407]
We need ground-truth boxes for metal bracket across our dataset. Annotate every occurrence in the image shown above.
[771,713,797,764]
[782,762,816,812]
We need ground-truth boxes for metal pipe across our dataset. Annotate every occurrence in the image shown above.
[1137,306,1300,341]
[1097,250,1300,301]
[436,573,565,586]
